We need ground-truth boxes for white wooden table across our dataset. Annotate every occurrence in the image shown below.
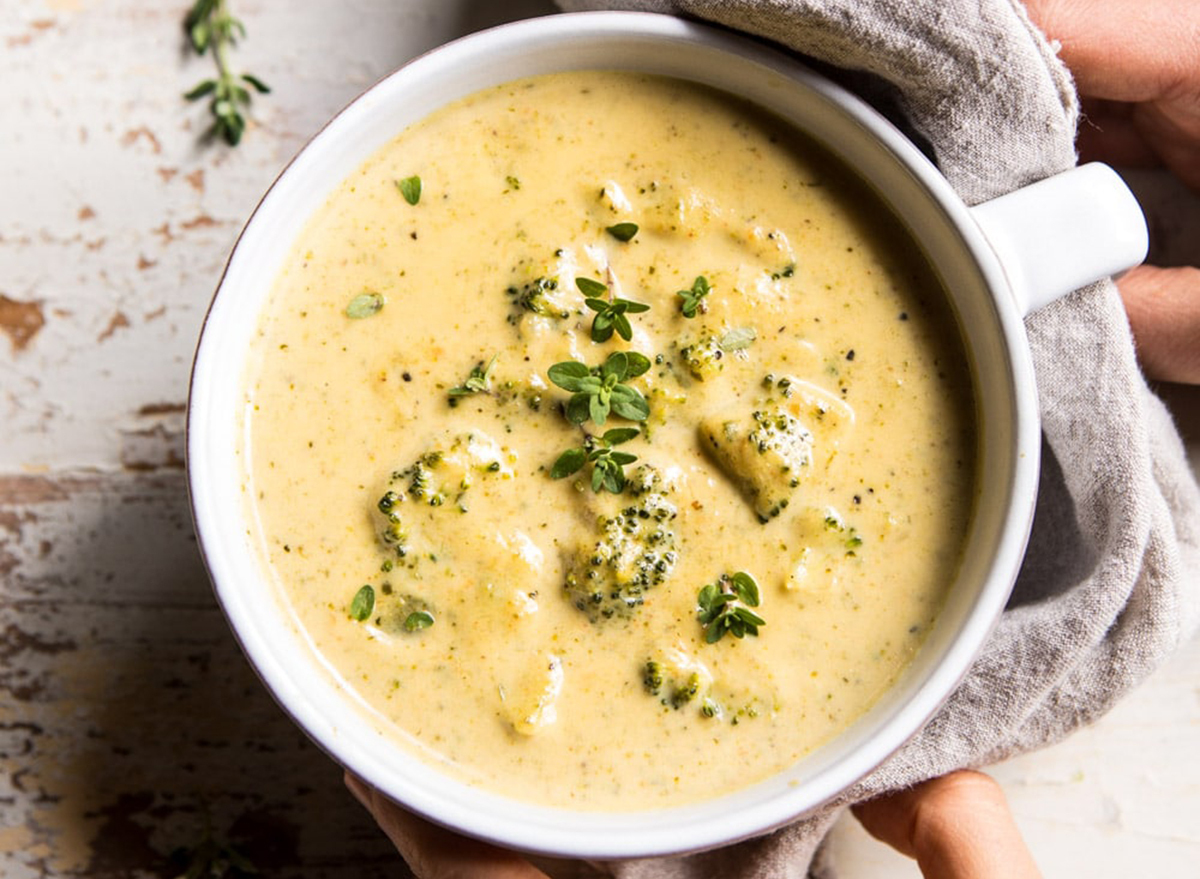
[2,2,1197,876]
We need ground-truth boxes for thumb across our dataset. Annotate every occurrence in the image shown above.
[852,770,1041,879]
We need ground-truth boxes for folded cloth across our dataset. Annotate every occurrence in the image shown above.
[556,1,1200,876]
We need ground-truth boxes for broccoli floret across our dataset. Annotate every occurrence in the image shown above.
[375,432,513,556]
[642,652,772,723]
[563,464,679,622]
[679,335,724,381]
[643,647,777,723]
[641,649,714,711]
[642,659,665,693]
[699,407,813,522]
[505,276,569,324]
[784,506,865,593]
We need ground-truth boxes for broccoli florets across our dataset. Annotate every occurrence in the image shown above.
[563,464,679,621]
[505,276,569,324]
[679,335,724,381]
[641,650,772,723]
[699,407,813,522]
[375,432,513,556]
[641,649,713,711]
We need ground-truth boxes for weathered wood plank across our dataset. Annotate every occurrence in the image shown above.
[0,472,408,878]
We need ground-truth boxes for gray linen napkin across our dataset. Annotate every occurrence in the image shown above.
[553,1,1200,876]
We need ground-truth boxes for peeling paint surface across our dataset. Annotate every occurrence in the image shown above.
[0,295,46,351]
[1,0,1198,876]
[0,474,411,877]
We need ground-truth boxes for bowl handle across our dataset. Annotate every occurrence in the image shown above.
[969,163,1149,317]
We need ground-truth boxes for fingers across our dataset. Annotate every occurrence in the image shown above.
[1022,0,1200,102]
[1024,0,1200,190]
[1117,264,1200,385]
[1075,100,1160,168]
[1126,102,1200,193]
[344,772,551,879]
[852,770,1042,879]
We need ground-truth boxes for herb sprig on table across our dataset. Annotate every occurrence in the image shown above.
[168,815,258,879]
[183,0,271,146]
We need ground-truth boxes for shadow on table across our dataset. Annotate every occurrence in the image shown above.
[455,0,559,34]
[2,472,403,878]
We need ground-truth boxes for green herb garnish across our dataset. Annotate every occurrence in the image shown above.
[605,222,639,242]
[697,572,764,643]
[547,351,651,426]
[577,277,650,343]
[719,326,757,351]
[575,277,607,298]
[183,0,270,147]
[551,427,640,493]
[403,610,435,631]
[346,292,384,319]
[350,585,375,622]
[505,175,521,190]
[676,275,711,318]
[448,355,496,403]
[397,175,422,205]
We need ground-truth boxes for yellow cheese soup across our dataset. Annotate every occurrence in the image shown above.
[242,72,977,809]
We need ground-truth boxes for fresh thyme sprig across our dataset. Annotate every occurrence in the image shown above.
[576,277,650,343]
[448,355,497,405]
[551,427,640,493]
[676,275,712,318]
[184,0,270,146]
[547,351,650,426]
[697,572,765,643]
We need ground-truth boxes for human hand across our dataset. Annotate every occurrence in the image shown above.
[1024,0,1200,384]
[852,769,1042,879]
[349,767,1040,879]
[344,772,550,879]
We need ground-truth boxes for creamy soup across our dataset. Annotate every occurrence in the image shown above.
[243,72,977,809]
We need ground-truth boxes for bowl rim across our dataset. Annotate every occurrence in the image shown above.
[187,10,1040,859]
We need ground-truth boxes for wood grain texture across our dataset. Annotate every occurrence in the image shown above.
[0,472,405,877]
